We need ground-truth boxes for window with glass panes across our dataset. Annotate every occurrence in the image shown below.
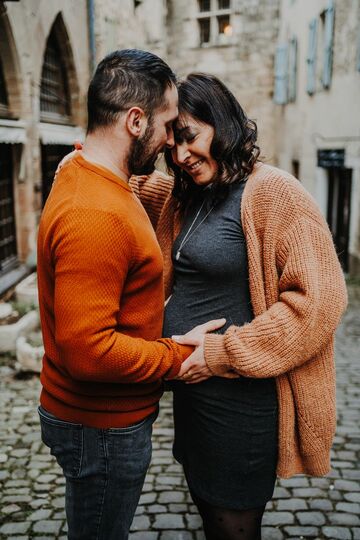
[197,0,232,45]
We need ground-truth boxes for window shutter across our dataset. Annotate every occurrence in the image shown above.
[306,18,317,95]
[274,44,288,105]
[322,0,335,89]
[288,36,298,102]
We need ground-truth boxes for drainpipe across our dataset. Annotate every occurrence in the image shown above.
[87,0,96,73]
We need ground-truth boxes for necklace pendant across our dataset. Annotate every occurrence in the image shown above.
[175,250,181,261]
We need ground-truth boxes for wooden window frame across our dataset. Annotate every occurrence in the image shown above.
[196,0,233,47]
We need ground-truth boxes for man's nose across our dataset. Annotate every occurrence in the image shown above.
[166,128,175,149]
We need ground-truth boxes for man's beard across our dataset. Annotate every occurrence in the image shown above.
[127,119,159,176]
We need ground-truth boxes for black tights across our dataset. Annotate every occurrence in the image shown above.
[191,491,265,540]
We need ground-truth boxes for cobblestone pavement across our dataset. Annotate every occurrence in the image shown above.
[0,285,359,540]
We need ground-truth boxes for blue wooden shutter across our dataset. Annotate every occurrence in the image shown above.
[322,0,335,88]
[274,44,288,105]
[288,36,298,102]
[307,18,317,95]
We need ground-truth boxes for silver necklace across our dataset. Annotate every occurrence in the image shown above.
[175,199,214,261]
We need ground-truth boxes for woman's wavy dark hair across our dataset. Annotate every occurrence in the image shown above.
[165,73,260,209]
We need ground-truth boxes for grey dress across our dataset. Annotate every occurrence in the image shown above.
[163,181,278,509]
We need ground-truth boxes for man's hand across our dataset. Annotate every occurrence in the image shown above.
[174,344,211,384]
[171,318,226,384]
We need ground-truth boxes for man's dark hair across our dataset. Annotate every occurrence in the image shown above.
[87,49,176,133]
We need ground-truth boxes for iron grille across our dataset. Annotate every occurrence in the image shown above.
[0,144,17,273]
[40,32,70,118]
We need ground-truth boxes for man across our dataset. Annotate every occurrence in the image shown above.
[37,49,222,540]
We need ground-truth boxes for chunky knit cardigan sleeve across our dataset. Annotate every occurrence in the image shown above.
[204,166,348,378]
[130,171,174,229]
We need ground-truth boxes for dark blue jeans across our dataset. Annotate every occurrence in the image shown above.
[38,406,156,540]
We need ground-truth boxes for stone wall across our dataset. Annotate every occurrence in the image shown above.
[0,0,90,279]
[275,0,360,274]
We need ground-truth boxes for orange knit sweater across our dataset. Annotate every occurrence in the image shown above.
[37,155,191,428]
[132,162,348,478]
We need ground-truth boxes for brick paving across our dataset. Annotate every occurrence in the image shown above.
[0,284,359,539]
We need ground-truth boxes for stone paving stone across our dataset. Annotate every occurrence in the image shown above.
[262,527,284,539]
[291,487,327,498]
[352,528,360,539]
[262,512,295,526]
[322,525,352,539]
[335,479,360,491]
[272,486,291,499]
[153,514,185,529]
[0,522,31,535]
[32,520,63,534]
[28,508,52,521]
[296,511,326,526]
[140,492,157,504]
[185,513,202,530]
[276,498,307,511]
[130,515,151,531]
[328,512,360,526]
[158,491,185,503]
[336,501,360,514]
[284,526,319,537]
[309,498,334,511]
[147,504,167,514]
[160,532,193,540]
[344,492,360,503]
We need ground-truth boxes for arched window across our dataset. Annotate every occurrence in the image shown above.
[40,29,71,122]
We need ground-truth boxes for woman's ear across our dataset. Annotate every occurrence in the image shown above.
[126,107,147,138]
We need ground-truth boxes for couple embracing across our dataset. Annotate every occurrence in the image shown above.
[37,49,347,540]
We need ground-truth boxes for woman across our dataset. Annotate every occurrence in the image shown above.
[135,73,347,540]
[62,73,347,539]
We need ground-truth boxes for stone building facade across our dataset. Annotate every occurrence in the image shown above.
[274,0,360,274]
[0,0,90,294]
[0,0,359,294]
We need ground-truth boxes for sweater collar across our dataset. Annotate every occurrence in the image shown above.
[73,154,132,192]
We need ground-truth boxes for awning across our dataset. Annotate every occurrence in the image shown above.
[0,119,26,144]
[39,122,85,145]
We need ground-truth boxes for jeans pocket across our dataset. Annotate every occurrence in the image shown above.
[107,409,158,435]
[38,406,83,478]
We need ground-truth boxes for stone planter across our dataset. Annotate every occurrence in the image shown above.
[16,334,44,373]
[0,310,40,353]
[15,272,38,307]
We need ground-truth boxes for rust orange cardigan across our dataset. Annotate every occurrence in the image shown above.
[132,162,348,478]
[37,155,191,428]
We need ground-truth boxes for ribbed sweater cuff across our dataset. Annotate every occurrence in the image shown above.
[167,344,194,379]
[204,334,233,376]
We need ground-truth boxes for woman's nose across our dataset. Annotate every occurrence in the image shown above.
[176,145,191,164]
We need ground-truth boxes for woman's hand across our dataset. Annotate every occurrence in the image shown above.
[55,140,83,178]
[171,318,227,384]
[172,318,226,347]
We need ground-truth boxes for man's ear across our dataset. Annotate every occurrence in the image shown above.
[126,107,147,138]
